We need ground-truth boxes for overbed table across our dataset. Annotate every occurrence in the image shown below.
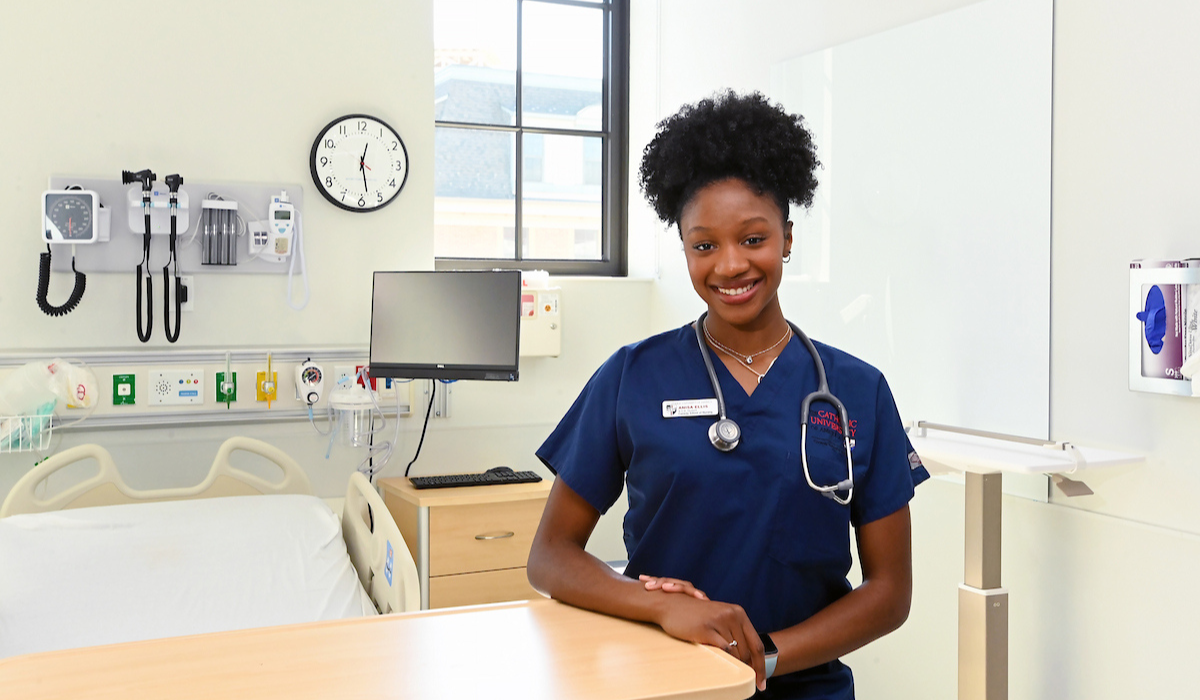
[0,598,755,700]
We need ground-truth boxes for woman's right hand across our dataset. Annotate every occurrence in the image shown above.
[652,592,766,692]
[638,574,708,599]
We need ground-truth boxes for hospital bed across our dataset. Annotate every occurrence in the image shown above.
[0,437,419,659]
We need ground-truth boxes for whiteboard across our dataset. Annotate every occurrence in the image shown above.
[769,0,1052,439]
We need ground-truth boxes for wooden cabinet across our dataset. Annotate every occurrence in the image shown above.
[378,477,551,609]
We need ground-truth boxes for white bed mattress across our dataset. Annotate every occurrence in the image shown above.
[0,494,376,659]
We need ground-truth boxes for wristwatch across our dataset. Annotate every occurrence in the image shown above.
[759,632,779,678]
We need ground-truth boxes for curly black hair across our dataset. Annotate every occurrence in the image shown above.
[639,90,820,228]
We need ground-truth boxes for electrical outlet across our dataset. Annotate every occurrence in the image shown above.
[334,365,356,389]
[355,364,378,390]
[256,371,278,402]
[376,376,397,401]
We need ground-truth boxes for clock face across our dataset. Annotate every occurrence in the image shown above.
[310,114,409,212]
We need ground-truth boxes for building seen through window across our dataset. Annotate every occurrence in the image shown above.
[434,0,627,274]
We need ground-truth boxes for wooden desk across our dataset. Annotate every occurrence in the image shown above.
[0,599,755,700]
[379,477,551,609]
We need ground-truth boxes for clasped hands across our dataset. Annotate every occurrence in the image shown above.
[639,574,768,692]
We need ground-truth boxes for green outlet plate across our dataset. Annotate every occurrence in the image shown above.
[112,374,135,405]
[216,371,237,404]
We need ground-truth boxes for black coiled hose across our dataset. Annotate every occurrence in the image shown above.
[37,245,86,317]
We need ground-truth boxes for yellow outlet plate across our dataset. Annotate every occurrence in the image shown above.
[256,371,278,402]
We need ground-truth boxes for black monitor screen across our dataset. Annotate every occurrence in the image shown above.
[369,270,521,381]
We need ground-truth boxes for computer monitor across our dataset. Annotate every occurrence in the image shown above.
[369,270,521,381]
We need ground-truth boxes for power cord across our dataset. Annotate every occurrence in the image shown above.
[404,380,437,477]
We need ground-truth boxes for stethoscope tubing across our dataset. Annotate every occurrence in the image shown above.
[695,312,854,504]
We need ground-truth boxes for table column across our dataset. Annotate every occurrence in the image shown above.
[959,472,1007,700]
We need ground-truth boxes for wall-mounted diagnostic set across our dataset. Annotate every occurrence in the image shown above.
[39,175,309,343]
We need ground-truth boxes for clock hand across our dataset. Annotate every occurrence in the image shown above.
[363,169,369,193]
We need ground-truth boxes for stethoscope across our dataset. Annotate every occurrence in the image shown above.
[694,312,855,505]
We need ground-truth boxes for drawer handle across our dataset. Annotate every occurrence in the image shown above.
[475,531,515,540]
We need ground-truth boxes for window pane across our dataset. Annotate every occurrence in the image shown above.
[435,0,517,126]
[521,133,603,260]
[521,2,603,131]
[435,127,516,259]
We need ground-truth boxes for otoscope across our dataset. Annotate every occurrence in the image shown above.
[162,173,184,343]
[123,168,156,343]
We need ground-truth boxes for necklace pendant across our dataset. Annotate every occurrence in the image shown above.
[745,356,753,364]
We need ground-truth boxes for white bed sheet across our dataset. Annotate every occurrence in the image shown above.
[0,494,375,658]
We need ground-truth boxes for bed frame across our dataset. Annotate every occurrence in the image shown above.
[0,437,419,614]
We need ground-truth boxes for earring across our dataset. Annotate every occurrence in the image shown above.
[782,253,792,263]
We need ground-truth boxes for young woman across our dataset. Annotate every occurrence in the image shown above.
[527,91,928,700]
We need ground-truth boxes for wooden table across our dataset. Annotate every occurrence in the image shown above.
[0,599,755,700]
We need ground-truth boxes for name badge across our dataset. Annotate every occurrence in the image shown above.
[662,399,719,418]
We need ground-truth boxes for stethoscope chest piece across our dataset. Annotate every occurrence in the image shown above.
[709,418,741,452]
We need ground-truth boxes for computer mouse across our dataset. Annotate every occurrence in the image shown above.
[485,466,515,476]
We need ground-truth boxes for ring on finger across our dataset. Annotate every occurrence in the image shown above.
[726,640,738,650]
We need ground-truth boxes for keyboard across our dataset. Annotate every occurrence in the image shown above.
[409,467,543,490]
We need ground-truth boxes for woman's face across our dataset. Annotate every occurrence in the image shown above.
[680,178,792,330]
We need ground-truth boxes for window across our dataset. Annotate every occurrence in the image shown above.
[434,0,629,275]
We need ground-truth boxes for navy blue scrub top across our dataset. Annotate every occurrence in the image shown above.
[537,325,929,700]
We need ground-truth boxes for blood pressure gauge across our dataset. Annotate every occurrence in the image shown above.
[42,190,100,244]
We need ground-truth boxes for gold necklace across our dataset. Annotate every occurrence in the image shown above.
[703,321,791,365]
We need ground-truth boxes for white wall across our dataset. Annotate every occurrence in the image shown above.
[632,0,1200,698]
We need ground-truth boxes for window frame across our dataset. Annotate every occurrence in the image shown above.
[433,0,630,276]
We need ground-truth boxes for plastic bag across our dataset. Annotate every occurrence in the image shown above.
[0,362,58,450]
[45,358,98,409]
[0,359,97,450]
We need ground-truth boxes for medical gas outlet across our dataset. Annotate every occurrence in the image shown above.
[257,371,278,403]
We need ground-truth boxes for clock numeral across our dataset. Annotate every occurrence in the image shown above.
[377,192,383,203]
[325,138,335,149]
[338,124,346,135]
[387,179,395,188]
[395,161,403,171]
[391,140,398,151]
[358,120,367,131]
[325,176,333,188]
[358,196,367,207]
[341,191,347,201]
[320,156,329,167]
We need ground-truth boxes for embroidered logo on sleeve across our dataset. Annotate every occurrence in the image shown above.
[908,450,925,471]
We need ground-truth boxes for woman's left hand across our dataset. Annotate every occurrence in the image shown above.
[639,574,709,600]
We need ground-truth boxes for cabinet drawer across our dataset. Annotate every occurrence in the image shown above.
[428,568,541,609]
[428,498,545,576]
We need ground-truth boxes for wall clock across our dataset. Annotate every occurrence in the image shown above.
[310,114,409,212]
